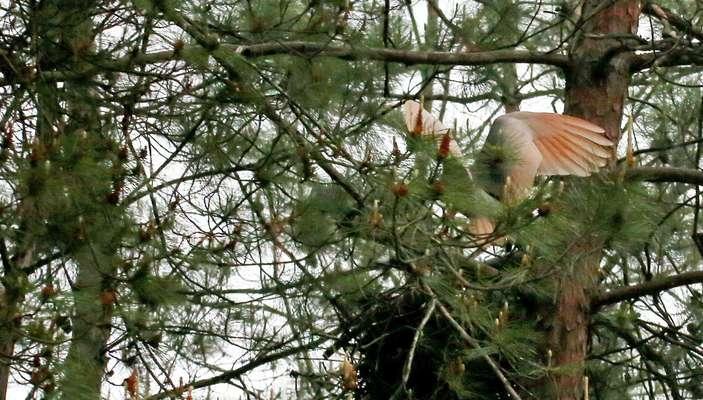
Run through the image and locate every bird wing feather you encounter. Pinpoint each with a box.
[403,100,448,135]
[548,135,596,171]
[497,112,612,177]
[531,138,572,175]
[402,101,461,156]
[538,135,589,176]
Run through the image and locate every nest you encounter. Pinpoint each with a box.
[351,289,512,400]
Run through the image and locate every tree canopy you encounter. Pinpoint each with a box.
[1,0,703,399]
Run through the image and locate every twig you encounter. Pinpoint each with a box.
[421,283,523,400]
[642,1,703,42]
[693,95,703,255]
[401,299,436,387]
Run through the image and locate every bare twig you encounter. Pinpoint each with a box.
[394,298,436,396]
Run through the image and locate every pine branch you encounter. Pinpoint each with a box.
[617,138,703,159]
[592,270,703,308]
[630,44,703,71]
[388,89,561,105]
[155,0,369,210]
[143,338,329,400]
[626,166,703,186]
[598,317,685,400]
[642,1,703,42]
[236,41,570,67]
[422,282,524,400]
[398,299,436,394]
[37,41,570,83]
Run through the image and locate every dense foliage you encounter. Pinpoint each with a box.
[0,0,702,399]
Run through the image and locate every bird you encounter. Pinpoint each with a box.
[402,100,614,242]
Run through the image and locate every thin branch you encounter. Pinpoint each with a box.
[143,338,329,400]
[398,299,436,392]
[642,1,703,42]
[694,95,703,255]
[617,137,703,159]
[388,89,561,105]
[422,283,523,400]
[262,103,366,209]
[598,317,685,400]
[425,0,474,50]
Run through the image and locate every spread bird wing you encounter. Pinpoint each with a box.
[504,112,612,175]
[486,112,612,196]
[402,100,461,157]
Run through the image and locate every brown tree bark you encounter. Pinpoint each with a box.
[565,1,640,140]
[0,275,22,400]
[546,1,641,399]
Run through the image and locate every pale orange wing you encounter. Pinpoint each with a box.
[498,112,612,178]
[402,100,461,157]
[482,115,544,197]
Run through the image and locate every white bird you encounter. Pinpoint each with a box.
[402,100,614,241]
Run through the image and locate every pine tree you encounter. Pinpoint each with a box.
[0,1,702,399]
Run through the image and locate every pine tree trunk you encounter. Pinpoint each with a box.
[565,1,640,140]
[0,281,22,400]
[546,1,641,399]
[61,248,117,399]
[32,2,120,398]
[0,244,33,400]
